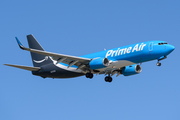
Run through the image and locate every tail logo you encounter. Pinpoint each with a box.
[33,56,48,63]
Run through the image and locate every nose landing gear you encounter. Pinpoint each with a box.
[157,56,166,66]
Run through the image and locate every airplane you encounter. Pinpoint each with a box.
[4,34,175,82]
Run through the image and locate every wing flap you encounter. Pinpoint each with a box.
[4,64,41,71]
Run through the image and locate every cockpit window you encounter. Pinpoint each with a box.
[158,42,168,45]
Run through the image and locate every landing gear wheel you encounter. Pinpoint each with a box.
[89,73,93,79]
[85,73,90,78]
[86,73,93,79]
[108,77,112,82]
[105,76,113,82]
[157,62,161,66]
[105,76,109,82]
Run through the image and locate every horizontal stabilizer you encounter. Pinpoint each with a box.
[4,64,40,71]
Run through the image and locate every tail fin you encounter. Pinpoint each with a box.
[27,34,53,67]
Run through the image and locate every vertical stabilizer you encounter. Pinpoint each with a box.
[27,34,53,67]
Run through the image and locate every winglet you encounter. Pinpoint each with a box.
[15,37,25,50]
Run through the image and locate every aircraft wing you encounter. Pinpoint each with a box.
[16,37,91,68]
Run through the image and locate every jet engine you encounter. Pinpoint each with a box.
[89,58,110,70]
[122,64,142,76]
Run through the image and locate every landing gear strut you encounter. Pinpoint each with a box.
[86,73,93,79]
[105,75,112,82]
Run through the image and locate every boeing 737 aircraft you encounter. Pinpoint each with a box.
[4,35,175,82]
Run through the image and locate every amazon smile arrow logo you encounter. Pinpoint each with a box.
[33,56,48,63]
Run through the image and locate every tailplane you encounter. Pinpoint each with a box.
[4,64,40,71]
[26,34,53,67]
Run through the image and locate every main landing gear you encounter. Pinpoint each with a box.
[105,76,112,83]
[85,73,113,82]
[86,73,93,79]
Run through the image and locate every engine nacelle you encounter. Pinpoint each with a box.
[89,58,109,70]
[122,64,142,76]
